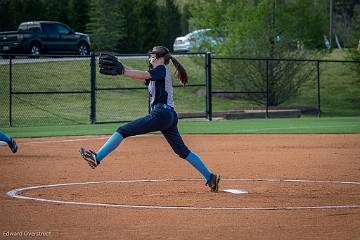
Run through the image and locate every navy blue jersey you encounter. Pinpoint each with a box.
[146,65,174,108]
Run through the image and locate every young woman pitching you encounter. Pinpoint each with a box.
[80,46,220,192]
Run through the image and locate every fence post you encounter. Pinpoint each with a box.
[9,55,13,127]
[90,52,96,124]
[265,59,269,119]
[316,60,321,117]
[205,52,212,121]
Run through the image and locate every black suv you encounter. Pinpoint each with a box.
[0,21,91,56]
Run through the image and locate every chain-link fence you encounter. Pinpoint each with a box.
[93,53,207,124]
[210,55,360,119]
[0,53,359,127]
[211,57,319,118]
[1,55,91,126]
[0,53,207,127]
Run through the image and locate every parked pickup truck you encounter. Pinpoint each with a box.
[0,21,91,57]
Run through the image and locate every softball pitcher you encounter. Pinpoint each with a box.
[80,46,220,192]
[0,131,18,153]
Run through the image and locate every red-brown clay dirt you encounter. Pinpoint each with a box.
[0,134,359,239]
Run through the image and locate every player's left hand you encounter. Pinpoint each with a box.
[99,53,124,75]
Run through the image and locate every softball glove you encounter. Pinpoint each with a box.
[99,53,124,75]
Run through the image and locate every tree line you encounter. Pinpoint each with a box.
[1,0,359,53]
[0,0,188,53]
[188,0,359,106]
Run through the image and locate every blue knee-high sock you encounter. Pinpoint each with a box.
[0,131,11,143]
[96,132,123,161]
[185,151,212,182]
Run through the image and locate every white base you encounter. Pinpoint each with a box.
[223,189,248,194]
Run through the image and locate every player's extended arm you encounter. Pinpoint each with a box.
[98,53,151,81]
[123,69,151,81]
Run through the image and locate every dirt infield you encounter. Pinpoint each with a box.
[1,134,359,239]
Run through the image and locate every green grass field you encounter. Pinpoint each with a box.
[2,117,360,138]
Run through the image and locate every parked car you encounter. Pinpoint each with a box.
[0,21,91,57]
[173,29,218,52]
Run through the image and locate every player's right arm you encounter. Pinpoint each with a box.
[123,69,151,81]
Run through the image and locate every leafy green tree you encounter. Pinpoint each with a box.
[346,4,360,78]
[0,0,14,31]
[68,0,90,32]
[20,0,46,23]
[118,0,182,53]
[116,1,138,52]
[116,0,160,53]
[179,3,191,35]
[4,0,25,30]
[333,0,360,48]
[0,0,82,31]
[158,0,182,51]
[189,0,327,106]
[87,0,126,51]
[0,0,183,53]
[277,0,328,49]
[42,0,70,24]
[134,0,161,52]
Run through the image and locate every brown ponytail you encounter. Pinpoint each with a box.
[170,56,188,86]
[149,46,188,86]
